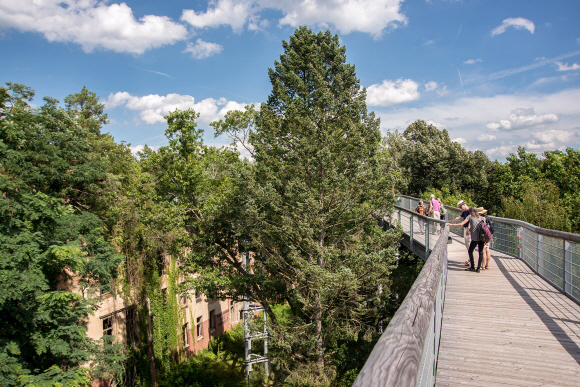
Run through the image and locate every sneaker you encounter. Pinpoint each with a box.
[465,268,475,272]
[476,268,481,273]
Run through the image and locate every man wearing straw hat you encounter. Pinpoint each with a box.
[446,200,471,250]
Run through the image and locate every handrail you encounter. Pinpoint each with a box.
[397,194,580,243]
[353,213,449,387]
[398,194,580,305]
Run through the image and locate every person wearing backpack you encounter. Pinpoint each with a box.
[478,207,493,270]
[449,206,486,272]
[415,200,427,233]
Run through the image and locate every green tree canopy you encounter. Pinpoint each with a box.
[0,83,124,386]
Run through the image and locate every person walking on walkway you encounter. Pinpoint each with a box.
[438,197,446,221]
[449,206,486,272]
[415,200,427,233]
[428,194,441,219]
[478,207,492,270]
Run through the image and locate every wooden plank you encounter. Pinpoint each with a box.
[435,234,580,386]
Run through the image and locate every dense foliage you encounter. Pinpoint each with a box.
[387,120,580,233]
[3,25,579,387]
[0,83,125,386]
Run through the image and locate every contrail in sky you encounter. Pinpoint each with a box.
[130,66,174,79]
[457,68,466,96]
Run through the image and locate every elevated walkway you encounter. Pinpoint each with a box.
[354,199,580,386]
[437,233,580,386]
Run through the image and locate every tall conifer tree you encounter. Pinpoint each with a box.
[242,27,399,383]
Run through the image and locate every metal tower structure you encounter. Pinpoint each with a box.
[242,252,269,378]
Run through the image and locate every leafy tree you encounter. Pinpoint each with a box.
[386,120,492,201]
[501,180,571,231]
[0,83,125,386]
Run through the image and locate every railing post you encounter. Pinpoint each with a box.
[563,240,569,295]
[410,214,414,253]
[536,232,540,273]
[398,208,401,226]
[426,219,430,256]
[538,234,544,278]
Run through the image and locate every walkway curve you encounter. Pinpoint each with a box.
[435,234,580,386]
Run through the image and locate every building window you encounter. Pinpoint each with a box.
[183,323,189,348]
[195,289,202,303]
[230,301,235,322]
[180,293,188,307]
[209,310,216,332]
[196,316,202,339]
[126,308,136,345]
[103,316,113,336]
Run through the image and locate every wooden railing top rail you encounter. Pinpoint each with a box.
[352,226,450,387]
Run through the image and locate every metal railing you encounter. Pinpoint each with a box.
[353,210,449,387]
[397,194,580,305]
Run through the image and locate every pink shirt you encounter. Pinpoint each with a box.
[430,200,440,211]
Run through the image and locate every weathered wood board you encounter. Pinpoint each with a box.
[435,235,580,386]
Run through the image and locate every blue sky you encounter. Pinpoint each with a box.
[2,0,580,161]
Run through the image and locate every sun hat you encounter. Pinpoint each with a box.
[477,207,488,215]
[457,200,466,207]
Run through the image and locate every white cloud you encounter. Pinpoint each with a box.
[105,92,249,125]
[181,0,408,38]
[476,134,497,142]
[180,0,258,33]
[436,85,449,96]
[273,0,408,38]
[486,145,515,157]
[532,129,580,144]
[129,144,160,155]
[484,108,559,131]
[491,17,535,37]
[374,88,580,160]
[486,122,501,132]
[555,61,580,71]
[0,0,188,54]
[452,138,467,144]
[464,58,482,64]
[423,39,435,45]
[424,81,438,91]
[183,39,224,59]
[366,79,420,106]
[426,120,444,128]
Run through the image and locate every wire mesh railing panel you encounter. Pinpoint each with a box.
[567,242,580,303]
[413,216,426,246]
[522,228,537,270]
[490,221,519,257]
[400,211,412,235]
[539,235,564,290]
[445,207,463,237]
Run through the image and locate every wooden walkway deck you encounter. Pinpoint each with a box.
[435,234,580,386]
